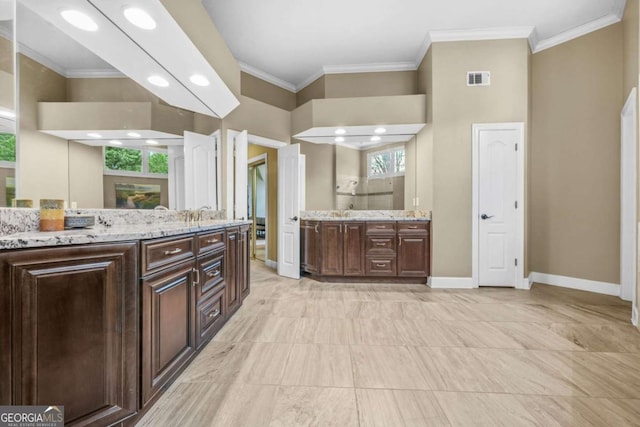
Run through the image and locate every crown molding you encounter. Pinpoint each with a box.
[0,25,12,41]
[532,13,621,53]
[322,62,417,75]
[414,32,433,68]
[17,43,66,77]
[613,0,627,19]
[429,26,535,44]
[238,61,296,93]
[295,68,325,92]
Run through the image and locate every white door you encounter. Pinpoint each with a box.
[621,89,637,304]
[477,127,520,287]
[168,146,185,210]
[235,130,248,220]
[278,144,302,279]
[184,131,218,209]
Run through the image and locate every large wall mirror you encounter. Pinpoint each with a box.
[0,0,15,207]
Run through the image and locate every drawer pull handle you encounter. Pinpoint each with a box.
[375,225,386,229]
[205,238,220,244]
[208,309,220,319]
[192,268,200,287]
[206,269,221,278]
[376,263,386,268]
[375,242,386,246]
[163,248,183,255]
[408,226,418,229]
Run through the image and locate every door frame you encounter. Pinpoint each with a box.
[621,88,637,312]
[248,153,268,262]
[472,122,526,289]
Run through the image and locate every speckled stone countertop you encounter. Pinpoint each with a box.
[0,220,251,250]
[0,207,251,250]
[300,210,431,221]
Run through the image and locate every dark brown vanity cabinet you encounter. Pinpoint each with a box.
[301,220,320,274]
[239,224,251,300]
[302,220,430,282]
[195,230,226,349]
[225,227,240,315]
[0,243,138,426]
[140,235,197,407]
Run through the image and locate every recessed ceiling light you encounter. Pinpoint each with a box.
[127,132,141,138]
[147,75,169,87]
[0,110,16,118]
[109,140,123,145]
[87,132,102,138]
[371,136,381,142]
[60,10,98,32]
[145,139,159,145]
[335,128,346,135]
[190,74,210,87]
[335,137,345,143]
[374,127,387,134]
[123,7,156,30]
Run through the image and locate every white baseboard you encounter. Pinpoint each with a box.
[528,272,620,297]
[633,306,639,327]
[516,277,531,290]
[265,259,277,270]
[428,277,474,289]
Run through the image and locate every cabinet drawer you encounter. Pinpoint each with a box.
[365,256,397,276]
[141,235,196,275]
[366,236,396,254]
[366,222,396,234]
[198,230,225,255]
[197,289,225,348]
[397,221,430,234]
[199,249,225,301]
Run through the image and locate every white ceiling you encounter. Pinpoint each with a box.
[202,0,625,91]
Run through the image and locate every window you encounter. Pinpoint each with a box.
[104,146,168,177]
[367,146,405,178]
[0,133,16,164]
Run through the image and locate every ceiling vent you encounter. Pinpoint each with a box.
[467,71,490,86]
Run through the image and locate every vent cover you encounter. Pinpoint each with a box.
[467,71,491,86]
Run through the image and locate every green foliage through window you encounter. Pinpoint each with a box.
[105,147,142,172]
[148,151,168,174]
[0,133,16,162]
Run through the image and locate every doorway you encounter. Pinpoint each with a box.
[620,88,637,323]
[472,123,525,288]
[248,155,268,262]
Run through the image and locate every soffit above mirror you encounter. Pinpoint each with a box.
[292,95,426,150]
[20,0,239,118]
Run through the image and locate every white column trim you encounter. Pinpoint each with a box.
[427,277,474,289]
[528,272,620,297]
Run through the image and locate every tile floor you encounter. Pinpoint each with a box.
[137,262,640,426]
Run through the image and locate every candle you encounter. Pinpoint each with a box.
[40,199,65,231]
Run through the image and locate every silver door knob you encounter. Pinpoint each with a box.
[290,216,298,222]
[481,214,494,220]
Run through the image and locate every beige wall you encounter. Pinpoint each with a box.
[624,0,639,99]
[241,72,296,111]
[298,140,335,210]
[431,39,529,277]
[69,142,103,209]
[248,144,278,261]
[530,24,623,283]
[103,175,168,209]
[18,54,69,206]
[324,71,418,98]
[0,35,12,75]
[296,76,325,107]
[0,167,14,207]
[225,95,291,143]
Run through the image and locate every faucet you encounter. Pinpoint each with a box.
[154,205,169,211]
[197,206,211,222]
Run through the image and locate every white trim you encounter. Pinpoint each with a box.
[17,43,67,77]
[428,277,474,289]
[612,0,628,19]
[323,62,416,75]
[620,88,637,303]
[248,134,287,149]
[532,14,621,53]
[265,259,278,270]
[249,153,269,262]
[0,160,15,169]
[239,61,297,93]
[429,26,535,43]
[472,123,525,289]
[226,130,238,220]
[66,69,125,78]
[633,306,638,327]
[414,32,433,69]
[296,68,326,93]
[529,272,620,297]
[517,277,531,290]
[103,170,167,179]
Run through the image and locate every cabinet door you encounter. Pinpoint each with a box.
[300,221,319,273]
[343,222,365,276]
[0,243,138,426]
[225,228,240,315]
[397,235,429,277]
[141,261,196,407]
[320,222,343,276]
[239,225,250,300]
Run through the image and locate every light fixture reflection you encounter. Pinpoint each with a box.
[147,75,169,87]
[124,7,157,30]
[61,10,98,32]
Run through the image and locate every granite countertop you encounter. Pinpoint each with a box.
[299,217,431,221]
[0,220,252,250]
